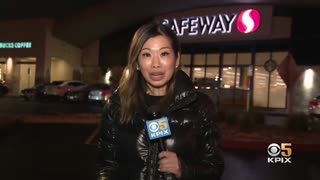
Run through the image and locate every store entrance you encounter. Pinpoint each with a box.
[19,63,36,90]
[0,57,36,95]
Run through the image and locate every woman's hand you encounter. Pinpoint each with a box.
[158,151,182,178]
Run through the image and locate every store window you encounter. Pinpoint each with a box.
[0,64,4,81]
[193,54,206,65]
[189,53,220,90]
[192,54,206,88]
[181,51,287,110]
[253,52,287,108]
[206,53,220,89]
[207,53,219,65]
[181,54,191,76]
[206,67,219,88]
[221,53,236,88]
[220,53,252,89]
[220,53,251,106]
[269,52,287,108]
[236,53,252,89]
[0,59,6,82]
[193,67,205,82]
[253,66,269,107]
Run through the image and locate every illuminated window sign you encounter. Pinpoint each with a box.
[0,42,32,49]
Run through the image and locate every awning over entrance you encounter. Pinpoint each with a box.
[51,0,320,48]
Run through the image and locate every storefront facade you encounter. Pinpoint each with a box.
[153,5,310,113]
[0,19,102,95]
[1,4,318,114]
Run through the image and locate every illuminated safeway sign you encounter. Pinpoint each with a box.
[156,5,272,43]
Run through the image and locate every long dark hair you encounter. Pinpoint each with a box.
[118,22,181,124]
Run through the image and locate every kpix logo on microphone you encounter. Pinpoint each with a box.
[267,143,292,163]
[146,117,171,140]
[237,9,261,34]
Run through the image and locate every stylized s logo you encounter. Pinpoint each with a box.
[237,9,261,33]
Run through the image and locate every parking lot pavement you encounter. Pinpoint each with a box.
[0,123,98,180]
[0,96,102,179]
[0,96,103,126]
[0,96,103,117]
[1,96,320,180]
[1,122,320,180]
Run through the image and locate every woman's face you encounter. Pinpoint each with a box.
[137,35,179,96]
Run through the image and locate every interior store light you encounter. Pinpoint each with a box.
[303,69,314,89]
[105,69,112,84]
[6,57,13,75]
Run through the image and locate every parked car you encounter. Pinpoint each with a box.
[308,95,320,116]
[20,84,47,101]
[307,95,320,131]
[88,83,112,105]
[0,81,9,96]
[194,78,219,90]
[65,88,88,102]
[43,80,88,99]
[65,83,111,103]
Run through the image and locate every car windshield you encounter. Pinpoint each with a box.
[89,83,110,90]
[51,81,64,85]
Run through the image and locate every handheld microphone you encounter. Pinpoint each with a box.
[146,106,175,180]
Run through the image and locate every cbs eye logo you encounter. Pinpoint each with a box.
[267,143,292,163]
[148,122,159,133]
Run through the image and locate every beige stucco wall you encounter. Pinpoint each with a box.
[81,40,104,83]
[45,21,103,83]
[44,21,83,82]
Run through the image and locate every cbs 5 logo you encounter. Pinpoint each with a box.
[158,119,168,131]
[267,143,292,157]
[148,119,168,132]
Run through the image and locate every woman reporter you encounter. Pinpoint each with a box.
[96,21,224,180]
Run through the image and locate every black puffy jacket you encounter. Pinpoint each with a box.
[97,70,224,180]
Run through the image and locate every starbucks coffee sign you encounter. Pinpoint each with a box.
[0,42,32,49]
